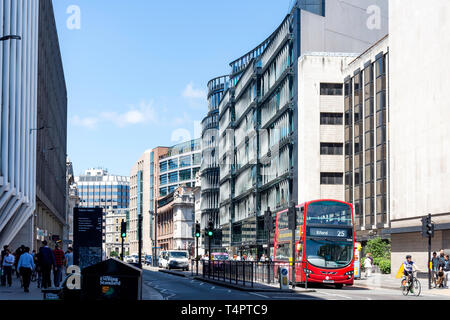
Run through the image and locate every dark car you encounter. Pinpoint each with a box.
[144,255,152,266]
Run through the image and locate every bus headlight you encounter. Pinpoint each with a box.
[303,269,313,276]
[345,271,354,278]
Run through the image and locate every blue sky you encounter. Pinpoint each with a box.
[53,0,292,176]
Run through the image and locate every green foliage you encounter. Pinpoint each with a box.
[377,258,391,274]
[110,251,118,257]
[365,237,390,260]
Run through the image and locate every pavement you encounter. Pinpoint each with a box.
[0,275,44,300]
[353,273,450,297]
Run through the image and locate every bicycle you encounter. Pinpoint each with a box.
[401,271,421,296]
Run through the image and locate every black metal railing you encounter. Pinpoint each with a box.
[196,260,310,288]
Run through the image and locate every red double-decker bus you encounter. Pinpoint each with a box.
[273,199,355,288]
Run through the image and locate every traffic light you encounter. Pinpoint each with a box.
[207,220,214,237]
[422,214,434,238]
[120,220,127,238]
[288,202,297,230]
[195,222,201,238]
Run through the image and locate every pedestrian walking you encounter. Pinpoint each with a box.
[33,250,41,288]
[65,247,74,272]
[17,247,34,293]
[431,252,440,288]
[53,244,65,287]
[364,253,373,278]
[38,240,56,289]
[443,254,450,288]
[1,245,9,286]
[2,249,14,287]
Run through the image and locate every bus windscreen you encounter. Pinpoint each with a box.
[306,201,352,226]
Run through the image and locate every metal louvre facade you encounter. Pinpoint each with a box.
[0,0,39,246]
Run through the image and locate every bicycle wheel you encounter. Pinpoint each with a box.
[412,279,421,296]
[401,283,409,296]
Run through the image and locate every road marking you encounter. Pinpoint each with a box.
[249,292,269,299]
[228,290,232,293]
[211,286,215,290]
[200,282,204,285]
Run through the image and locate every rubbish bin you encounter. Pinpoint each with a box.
[81,258,142,300]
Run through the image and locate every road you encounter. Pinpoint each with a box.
[142,269,449,300]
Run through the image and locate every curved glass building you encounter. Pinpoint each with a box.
[200,76,228,250]
[204,0,388,256]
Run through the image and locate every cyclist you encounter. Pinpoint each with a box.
[403,255,417,292]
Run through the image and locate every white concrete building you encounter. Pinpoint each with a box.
[298,53,359,204]
[388,0,450,271]
[0,0,39,248]
[104,208,129,258]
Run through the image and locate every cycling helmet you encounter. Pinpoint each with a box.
[406,255,412,259]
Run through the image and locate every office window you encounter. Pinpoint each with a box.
[193,153,201,165]
[320,113,343,125]
[320,172,343,185]
[179,155,191,168]
[179,169,191,181]
[159,174,167,186]
[160,161,168,173]
[320,83,343,96]
[320,143,343,155]
[168,172,178,184]
[159,187,168,197]
[169,159,178,170]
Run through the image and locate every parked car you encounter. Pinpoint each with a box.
[144,255,152,265]
[159,250,189,271]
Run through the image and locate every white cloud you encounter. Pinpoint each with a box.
[71,115,99,129]
[100,101,157,127]
[71,101,159,129]
[182,82,206,100]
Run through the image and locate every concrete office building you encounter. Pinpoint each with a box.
[104,208,129,258]
[215,0,388,255]
[387,0,450,271]
[156,186,195,252]
[129,147,168,257]
[75,168,129,209]
[34,0,68,249]
[343,36,390,241]
[298,53,359,204]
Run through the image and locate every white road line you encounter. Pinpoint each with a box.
[211,286,215,289]
[249,292,269,299]
[200,282,204,285]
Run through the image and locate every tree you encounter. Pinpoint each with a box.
[365,237,390,259]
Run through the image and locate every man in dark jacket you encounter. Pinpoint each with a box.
[38,241,56,289]
[0,245,9,286]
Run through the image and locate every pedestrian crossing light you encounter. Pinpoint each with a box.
[121,220,127,238]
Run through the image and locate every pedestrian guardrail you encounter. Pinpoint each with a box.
[195,260,310,288]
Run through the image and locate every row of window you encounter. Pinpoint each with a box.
[320,172,343,185]
[159,154,201,173]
